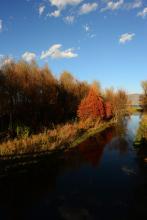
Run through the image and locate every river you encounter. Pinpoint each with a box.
[0,114,146,220]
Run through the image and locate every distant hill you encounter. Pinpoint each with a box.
[128,94,141,105]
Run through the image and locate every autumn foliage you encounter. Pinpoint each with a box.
[0,58,129,140]
[77,88,105,120]
[77,86,128,121]
[0,60,89,134]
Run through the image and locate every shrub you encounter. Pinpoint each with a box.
[16,125,30,139]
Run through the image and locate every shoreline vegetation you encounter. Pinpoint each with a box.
[0,60,146,160]
[127,106,143,114]
[0,118,115,159]
[134,81,147,146]
[134,114,147,147]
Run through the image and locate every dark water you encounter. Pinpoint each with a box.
[0,114,147,220]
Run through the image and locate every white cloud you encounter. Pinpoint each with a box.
[79,3,98,14]
[49,0,83,9]
[125,0,142,10]
[119,33,135,44]
[137,7,147,18]
[49,10,61,17]
[64,16,75,24]
[40,44,78,59]
[22,52,36,62]
[102,0,124,11]
[83,24,90,32]
[39,5,45,16]
[0,19,3,32]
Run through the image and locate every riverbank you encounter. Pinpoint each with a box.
[0,119,115,159]
[134,114,147,146]
[127,106,143,115]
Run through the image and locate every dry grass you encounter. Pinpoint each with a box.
[0,118,106,157]
[78,118,96,130]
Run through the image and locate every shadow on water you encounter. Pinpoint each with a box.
[0,114,146,220]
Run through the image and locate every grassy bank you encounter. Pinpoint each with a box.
[0,119,114,159]
[127,106,143,115]
[134,114,147,147]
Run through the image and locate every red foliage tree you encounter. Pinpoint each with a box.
[77,88,105,120]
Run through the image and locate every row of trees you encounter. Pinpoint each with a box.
[78,86,128,121]
[0,59,129,134]
[0,60,89,132]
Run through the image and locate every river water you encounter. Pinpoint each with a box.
[0,114,146,220]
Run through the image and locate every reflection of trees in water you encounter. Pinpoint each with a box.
[106,118,129,155]
[108,137,129,155]
[0,118,133,220]
[0,127,116,220]
[66,127,115,167]
[115,116,128,137]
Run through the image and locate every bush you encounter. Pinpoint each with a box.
[16,125,30,139]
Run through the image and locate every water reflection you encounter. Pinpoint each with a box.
[65,127,115,167]
[0,114,146,220]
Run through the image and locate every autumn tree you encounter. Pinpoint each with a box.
[104,88,128,119]
[77,87,105,120]
[0,60,59,130]
[0,60,89,133]
[59,71,89,120]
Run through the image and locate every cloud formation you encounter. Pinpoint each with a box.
[49,10,61,17]
[119,33,135,44]
[79,3,98,14]
[39,5,45,16]
[102,0,124,11]
[22,52,36,62]
[125,0,142,10]
[49,0,83,18]
[40,44,78,59]
[49,0,83,9]
[64,16,75,24]
[137,7,147,18]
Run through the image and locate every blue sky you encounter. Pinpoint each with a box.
[0,0,147,93]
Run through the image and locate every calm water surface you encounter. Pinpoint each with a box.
[0,114,147,220]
